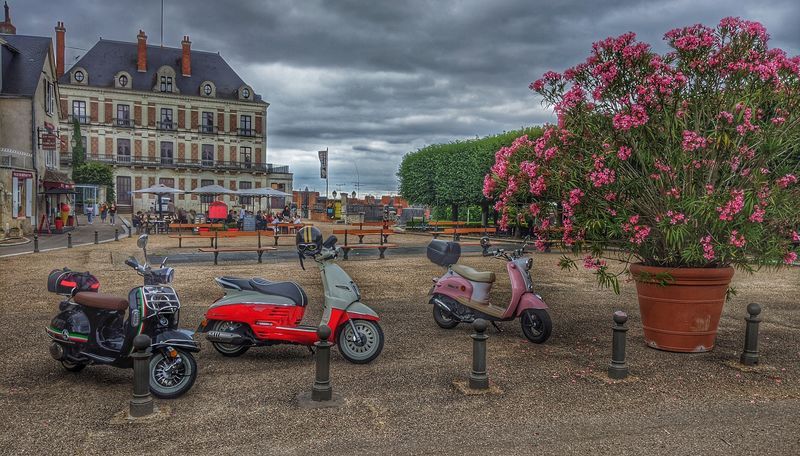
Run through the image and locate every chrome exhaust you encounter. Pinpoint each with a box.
[432,297,452,314]
[206,331,249,345]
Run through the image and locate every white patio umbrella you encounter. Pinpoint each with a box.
[188,184,236,215]
[237,187,290,213]
[132,183,183,216]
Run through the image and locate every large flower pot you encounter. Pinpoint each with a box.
[630,263,734,353]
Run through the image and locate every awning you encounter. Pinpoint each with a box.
[40,188,77,195]
[42,169,75,190]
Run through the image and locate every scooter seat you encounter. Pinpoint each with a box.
[249,278,308,307]
[451,264,496,283]
[74,292,128,311]
[217,276,259,291]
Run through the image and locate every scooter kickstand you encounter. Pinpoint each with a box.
[491,321,503,332]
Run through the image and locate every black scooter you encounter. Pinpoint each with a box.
[46,235,199,398]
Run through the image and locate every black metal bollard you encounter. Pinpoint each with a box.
[67,232,72,248]
[740,303,762,366]
[608,311,629,379]
[469,319,489,389]
[312,325,333,402]
[33,234,39,253]
[114,229,119,241]
[94,230,99,244]
[129,334,154,417]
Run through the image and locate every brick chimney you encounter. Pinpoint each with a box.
[0,1,16,34]
[181,35,191,77]
[55,21,66,78]
[137,30,147,72]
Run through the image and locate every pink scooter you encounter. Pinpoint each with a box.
[426,237,552,343]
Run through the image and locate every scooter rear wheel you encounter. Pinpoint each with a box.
[210,320,250,357]
[520,308,552,344]
[61,360,86,372]
[432,302,459,329]
[337,320,384,364]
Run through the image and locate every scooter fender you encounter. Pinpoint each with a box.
[515,292,549,317]
[151,329,200,353]
[342,301,380,321]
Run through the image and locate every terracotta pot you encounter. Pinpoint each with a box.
[630,263,734,353]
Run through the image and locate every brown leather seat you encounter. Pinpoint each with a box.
[74,292,128,311]
[451,264,496,283]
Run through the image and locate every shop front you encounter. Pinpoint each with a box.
[40,169,76,234]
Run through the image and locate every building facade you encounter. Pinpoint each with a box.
[1,3,67,238]
[56,25,291,214]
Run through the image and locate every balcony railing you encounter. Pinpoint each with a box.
[69,114,90,124]
[238,128,255,137]
[60,153,288,174]
[158,121,176,131]
[114,118,134,128]
[200,124,218,134]
[0,148,34,170]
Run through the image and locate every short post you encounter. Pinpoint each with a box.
[67,232,72,248]
[114,229,119,241]
[33,234,39,253]
[94,230,99,244]
[469,319,489,390]
[129,334,154,418]
[312,325,333,402]
[257,231,262,249]
[740,303,762,366]
[608,311,629,380]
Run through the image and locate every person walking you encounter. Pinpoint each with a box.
[109,203,117,225]
[99,203,108,224]
[86,203,95,224]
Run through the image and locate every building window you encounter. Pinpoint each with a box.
[116,104,131,127]
[117,139,131,163]
[202,144,214,166]
[239,181,252,205]
[201,111,215,133]
[71,100,88,124]
[45,149,57,169]
[159,108,174,130]
[44,81,55,116]
[117,176,132,205]
[119,74,128,87]
[239,115,253,136]
[160,75,173,92]
[160,141,174,165]
[74,70,85,83]
[203,83,213,96]
[240,146,252,169]
[242,87,250,99]
[200,179,214,204]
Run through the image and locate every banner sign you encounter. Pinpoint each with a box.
[318,149,328,179]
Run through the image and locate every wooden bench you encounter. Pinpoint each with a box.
[198,246,277,265]
[333,228,391,245]
[170,222,224,232]
[171,230,292,248]
[339,243,397,260]
[433,227,497,241]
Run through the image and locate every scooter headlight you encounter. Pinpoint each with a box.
[525,258,533,270]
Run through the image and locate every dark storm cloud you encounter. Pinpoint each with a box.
[9,0,799,194]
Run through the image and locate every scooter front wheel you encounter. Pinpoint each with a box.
[149,349,197,399]
[337,320,384,364]
[520,308,552,344]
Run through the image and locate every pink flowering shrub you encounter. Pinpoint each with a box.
[485,18,800,291]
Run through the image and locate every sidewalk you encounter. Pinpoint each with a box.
[0,215,130,257]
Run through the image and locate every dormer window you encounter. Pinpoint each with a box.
[160,76,173,92]
[200,80,216,98]
[242,88,250,98]
[114,71,132,89]
[71,67,89,85]
[119,75,128,87]
[237,84,253,101]
[74,71,85,82]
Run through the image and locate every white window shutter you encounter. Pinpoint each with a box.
[25,178,33,217]
[12,177,19,216]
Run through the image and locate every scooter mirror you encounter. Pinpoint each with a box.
[136,234,149,250]
[480,236,491,248]
[323,235,337,249]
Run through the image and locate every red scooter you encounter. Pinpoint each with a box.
[427,237,552,343]
[197,231,384,364]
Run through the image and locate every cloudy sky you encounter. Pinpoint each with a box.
[9,0,800,195]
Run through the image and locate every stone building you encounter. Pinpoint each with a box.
[1,3,67,238]
[56,24,292,214]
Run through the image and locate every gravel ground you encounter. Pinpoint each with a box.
[0,225,798,455]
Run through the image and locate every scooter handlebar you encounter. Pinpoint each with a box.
[125,257,139,269]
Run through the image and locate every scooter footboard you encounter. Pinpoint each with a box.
[515,293,549,317]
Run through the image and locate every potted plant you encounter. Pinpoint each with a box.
[484,18,800,352]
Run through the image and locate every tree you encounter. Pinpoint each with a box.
[70,119,85,179]
[73,162,115,202]
[398,127,542,222]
